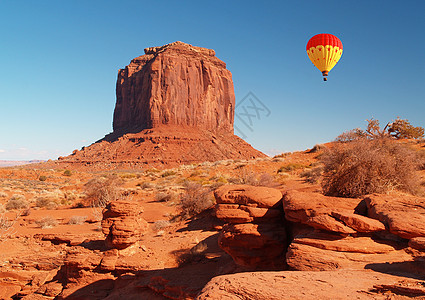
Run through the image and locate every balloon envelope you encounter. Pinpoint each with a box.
[306,33,343,80]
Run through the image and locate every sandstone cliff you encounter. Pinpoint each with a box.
[113,41,235,134]
[53,41,265,170]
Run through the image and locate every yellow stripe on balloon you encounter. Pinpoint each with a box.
[307,45,342,72]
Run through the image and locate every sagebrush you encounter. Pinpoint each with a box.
[321,138,420,197]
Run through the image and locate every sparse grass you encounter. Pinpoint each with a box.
[36,216,58,229]
[68,216,87,225]
[321,138,421,197]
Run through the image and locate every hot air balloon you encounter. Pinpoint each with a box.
[306,33,343,81]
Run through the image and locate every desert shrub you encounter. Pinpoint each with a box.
[39,175,47,182]
[68,216,87,225]
[154,220,171,232]
[277,163,308,173]
[174,242,208,266]
[179,182,215,219]
[63,170,72,176]
[300,166,323,184]
[321,138,420,197]
[229,169,277,187]
[137,181,154,189]
[161,170,176,177]
[35,197,57,209]
[0,204,5,214]
[155,191,178,203]
[84,174,124,207]
[36,216,58,229]
[0,192,7,198]
[6,195,29,210]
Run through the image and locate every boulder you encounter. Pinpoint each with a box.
[283,190,385,235]
[218,223,287,268]
[365,194,425,239]
[214,185,286,268]
[214,184,283,208]
[101,200,148,249]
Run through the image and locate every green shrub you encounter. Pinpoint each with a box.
[63,170,72,176]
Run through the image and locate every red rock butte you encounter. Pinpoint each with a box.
[54,41,266,170]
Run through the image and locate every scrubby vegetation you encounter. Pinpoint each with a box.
[179,182,215,219]
[84,174,124,207]
[321,137,421,197]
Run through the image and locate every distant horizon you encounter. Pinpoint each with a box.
[2,1,424,160]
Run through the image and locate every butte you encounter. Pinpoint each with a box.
[56,41,266,170]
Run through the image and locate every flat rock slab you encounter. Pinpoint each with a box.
[286,242,413,271]
[197,270,425,300]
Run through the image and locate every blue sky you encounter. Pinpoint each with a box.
[1,1,424,160]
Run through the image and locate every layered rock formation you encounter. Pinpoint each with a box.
[54,41,265,170]
[214,185,287,269]
[113,41,235,134]
[101,200,148,249]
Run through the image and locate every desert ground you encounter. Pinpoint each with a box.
[1,141,425,299]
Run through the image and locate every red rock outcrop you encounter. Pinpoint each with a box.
[101,200,148,249]
[365,193,425,239]
[197,270,425,299]
[51,41,266,170]
[214,185,286,269]
[281,190,419,272]
[113,41,234,134]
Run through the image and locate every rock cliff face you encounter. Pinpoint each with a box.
[53,41,265,170]
[113,41,235,134]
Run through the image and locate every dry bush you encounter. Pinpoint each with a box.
[300,166,323,184]
[321,138,420,197]
[36,216,58,229]
[35,197,57,210]
[0,210,20,242]
[174,242,208,266]
[68,216,87,225]
[84,175,124,207]
[154,220,171,234]
[155,191,178,203]
[6,195,29,210]
[229,169,278,187]
[179,182,215,219]
[0,192,8,198]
